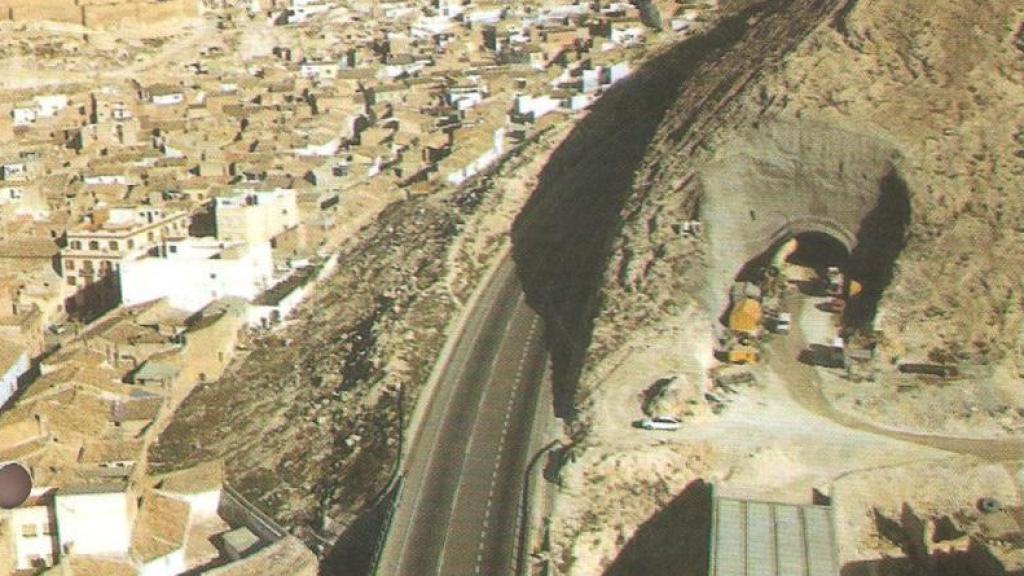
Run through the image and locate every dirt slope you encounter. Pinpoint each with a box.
[520,0,1024,573]
[597,0,1024,376]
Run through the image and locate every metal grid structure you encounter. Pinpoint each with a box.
[709,491,839,576]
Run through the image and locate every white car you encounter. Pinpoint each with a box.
[636,416,681,431]
[772,312,792,334]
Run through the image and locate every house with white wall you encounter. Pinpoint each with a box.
[9,501,58,571]
[120,239,274,313]
[514,94,561,121]
[33,95,69,119]
[214,188,300,246]
[444,126,506,186]
[131,491,191,576]
[54,485,135,557]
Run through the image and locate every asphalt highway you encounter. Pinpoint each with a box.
[378,257,548,575]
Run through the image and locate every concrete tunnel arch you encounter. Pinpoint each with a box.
[700,121,910,330]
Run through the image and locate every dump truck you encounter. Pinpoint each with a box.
[726,345,759,364]
[728,297,762,336]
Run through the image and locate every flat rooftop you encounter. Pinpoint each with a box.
[710,495,838,576]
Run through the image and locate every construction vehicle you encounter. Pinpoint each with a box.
[727,297,762,336]
[729,281,762,306]
[726,345,759,364]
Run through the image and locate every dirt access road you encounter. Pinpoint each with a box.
[773,293,1024,462]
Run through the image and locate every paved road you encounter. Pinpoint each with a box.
[775,297,1024,462]
[378,257,548,576]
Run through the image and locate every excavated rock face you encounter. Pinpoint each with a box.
[700,120,909,327]
[512,0,844,419]
[578,0,1024,389]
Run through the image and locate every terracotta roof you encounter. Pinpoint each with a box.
[110,396,164,424]
[78,439,143,465]
[131,491,191,563]
[0,237,59,259]
[203,536,316,576]
[159,460,224,495]
[0,338,26,371]
[64,556,138,576]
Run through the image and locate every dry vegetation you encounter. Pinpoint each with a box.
[531,0,1024,573]
[150,124,572,549]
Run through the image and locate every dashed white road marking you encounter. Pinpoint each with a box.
[472,314,541,575]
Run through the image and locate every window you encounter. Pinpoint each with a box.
[127,239,135,249]
[82,260,94,273]
[169,245,178,254]
[64,260,75,271]
[70,240,81,250]
[67,276,76,286]
[108,240,118,250]
[21,523,37,538]
[147,232,154,242]
[88,240,99,250]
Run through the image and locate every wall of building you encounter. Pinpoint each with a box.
[10,505,57,571]
[54,490,134,557]
[0,346,29,409]
[0,0,198,27]
[120,242,273,313]
[175,300,246,387]
[138,548,187,576]
[214,190,300,246]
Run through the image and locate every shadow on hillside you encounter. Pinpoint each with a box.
[841,550,1023,576]
[602,479,711,576]
[510,0,836,420]
[319,480,401,576]
[843,169,911,330]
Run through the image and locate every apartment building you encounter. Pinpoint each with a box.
[60,206,190,317]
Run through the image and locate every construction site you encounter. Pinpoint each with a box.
[519,0,1024,574]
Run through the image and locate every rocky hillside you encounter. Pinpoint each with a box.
[149,123,569,551]
[588,0,1024,393]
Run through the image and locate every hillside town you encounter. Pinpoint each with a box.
[0,0,714,574]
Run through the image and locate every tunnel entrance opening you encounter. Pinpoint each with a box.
[731,229,850,300]
[729,172,909,340]
[786,232,849,272]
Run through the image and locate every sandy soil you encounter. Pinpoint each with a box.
[541,0,1024,572]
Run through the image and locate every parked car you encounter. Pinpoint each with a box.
[635,416,681,431]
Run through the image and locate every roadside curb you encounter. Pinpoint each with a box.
[402,242,512,463]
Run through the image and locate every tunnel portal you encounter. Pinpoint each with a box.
[701,121,910,333]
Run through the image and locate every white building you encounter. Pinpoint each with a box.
[82,174,128,186]
[214,188,300,246]
[299,60,340,81]
[33,95,69,119]
[151,88,185,106]
[11,107,37,127]
[445,126,507,186]
[515,94,561,121]
[120,239,274,313]
[9,503,58,571]
[54,486,135,557]
[0,341,30,410]
[294,136,342,158]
